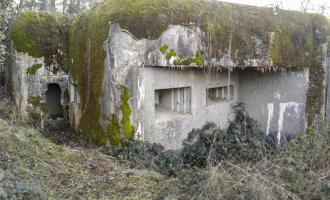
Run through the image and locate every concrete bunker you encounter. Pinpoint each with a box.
[8,0,330,148]
[155,87,191,121]
[45,83,63,119]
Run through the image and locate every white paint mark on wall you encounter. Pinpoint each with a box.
[135,122,144,140]
[266,103,274,135]
[137,77,144,110]
[277,102,300,144]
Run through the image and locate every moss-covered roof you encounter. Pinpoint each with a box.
[11,12,68,71]
[73,0,330,68]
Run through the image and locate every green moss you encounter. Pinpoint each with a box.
[172,54,204,67]
[166,49,176,61]
[106,88,135,145]
[69,7,111,144]
[16,1,330,71]
[194,53,204,67]
[90,128,107,145]
[305,56,325,127]
[26,64,42,75]
[159,45,169,54]
[305,33,314,55]
[269,29,294,67]
[28,96,42,108]
[11,12,68,70]
[120,87,135,140]
[160,43,204,66]
[173,59,182,66]
[107,114,122,145]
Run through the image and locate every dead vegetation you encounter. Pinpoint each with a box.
[184,112,330,200]
[0,118,178,199]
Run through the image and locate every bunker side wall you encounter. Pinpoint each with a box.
[238,69,308,142]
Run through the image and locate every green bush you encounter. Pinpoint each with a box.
[181,102,277,167]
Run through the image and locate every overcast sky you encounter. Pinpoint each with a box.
[220,0,330,17]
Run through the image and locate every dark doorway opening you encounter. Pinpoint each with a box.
[45,83,63,119]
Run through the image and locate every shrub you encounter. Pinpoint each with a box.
[181,102,277,168]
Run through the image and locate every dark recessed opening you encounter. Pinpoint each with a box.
[155,87,191,121]
[45,83,63,119]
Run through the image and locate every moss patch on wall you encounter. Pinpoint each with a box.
[305,60,325,127]
[105,88,135,145]
[120,87,135,140]
[90,127,107,145]
[269,12,329,69]
[68,4,112,145]
[11,12,68,71]
[160,45,205,67]
[159,45,169,54]
[26,64,42,75]
[107,114,122,145]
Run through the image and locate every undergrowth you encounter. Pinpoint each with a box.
[0,119,174,199]
[103,102,330,199]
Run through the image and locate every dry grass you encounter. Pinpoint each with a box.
[196,121,330,200]
[0,119,175,199]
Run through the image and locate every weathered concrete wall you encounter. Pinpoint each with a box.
[101,23,206,115]
[239,69,309,142]
[10,51,43,118]
[68,78,81,131]
[98,23,240,148]
[139,67,239,149]
[10,44,69,123]
[78,22,324,148]
[98,23,208,142]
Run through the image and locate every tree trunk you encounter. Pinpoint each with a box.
[40,0,49,11]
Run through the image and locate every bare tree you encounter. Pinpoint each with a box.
[300,0,311,12]
[275,0,284,9]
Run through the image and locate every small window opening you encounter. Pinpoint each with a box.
[207,85,234,105]
[45,83,63,119]
[155,87,191,121]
